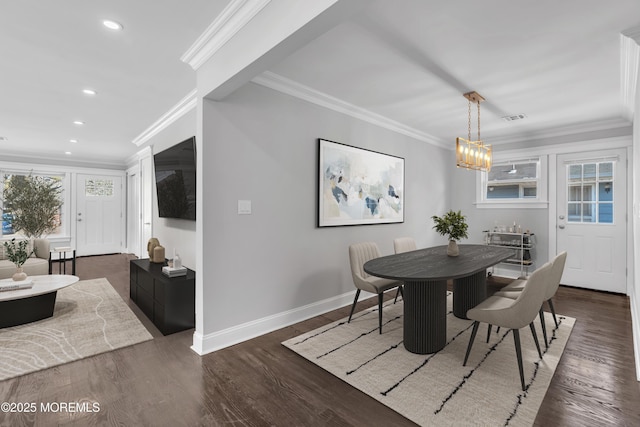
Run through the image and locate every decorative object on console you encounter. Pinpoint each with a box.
[162,265,187,277]
[431,210,469,257]
[173,250,182,269]
[152,245,165,264]
[3,238,33,281]
[318,138,405,227]
[147,237,160,258]
[456,91,492,172]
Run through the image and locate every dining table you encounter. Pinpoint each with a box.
[363,244,515,354]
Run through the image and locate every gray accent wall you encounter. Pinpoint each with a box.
[200,82,452,334]
[451,166,549,273]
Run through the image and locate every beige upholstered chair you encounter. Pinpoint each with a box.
[348,242,403,334]
[494,251,567,348]
[463,262,553,391]
[393,237,417,254]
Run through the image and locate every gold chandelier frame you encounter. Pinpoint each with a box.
[456,91,492,172]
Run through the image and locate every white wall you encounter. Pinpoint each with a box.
[632,58,640,380]
[145,109,198,269]
[196,82,451,352]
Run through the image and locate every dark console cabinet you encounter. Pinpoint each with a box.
[129,259,195,335]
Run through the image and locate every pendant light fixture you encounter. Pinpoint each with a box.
[456,91,492,172]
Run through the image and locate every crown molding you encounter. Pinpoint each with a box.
[181,0,271,70]
[125,146,152,168]
[0,152,126,170]
[251,71,447,148]
[132,89,197,147]
[488,117,632,146]
[620,28,640,122]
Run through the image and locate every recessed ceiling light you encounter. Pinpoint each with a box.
[73,120,84,125]
[82,89,97,95]
[70,139,78,143]
[65,151,72,155]
[103,19,123,31]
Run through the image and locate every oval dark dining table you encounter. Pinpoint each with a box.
[363,244,515,354]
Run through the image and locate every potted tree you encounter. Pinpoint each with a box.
[3,238,33,281]
[431,210,469,256]
[2,173,63,239]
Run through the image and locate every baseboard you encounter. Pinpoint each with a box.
[629,288,640,381]
[191,291,356,356]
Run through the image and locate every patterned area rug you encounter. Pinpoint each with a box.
[0,278,153,381]
[282,292,575,426]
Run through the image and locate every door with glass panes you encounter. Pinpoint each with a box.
[556,149,627,293]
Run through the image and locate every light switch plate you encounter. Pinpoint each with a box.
[238,200,252,215]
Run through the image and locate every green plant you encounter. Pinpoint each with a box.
[431,210,469,241]
[3,173,63,238]
[3,238,33,267]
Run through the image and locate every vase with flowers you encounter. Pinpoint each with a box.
[3,238,34,281]
[431,210,469,256]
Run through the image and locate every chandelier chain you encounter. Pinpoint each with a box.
[468,99,471,141]
[477,100,481,142]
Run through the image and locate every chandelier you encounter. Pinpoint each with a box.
[456,91,492,172]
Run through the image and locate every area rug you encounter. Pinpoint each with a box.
[0,278,153,381]
[282,292,575,427]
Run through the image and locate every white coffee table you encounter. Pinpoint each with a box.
[0,275,79,328]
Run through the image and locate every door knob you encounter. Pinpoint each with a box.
[558,224,565,229]
[559,215,565,220]
[77,219,82,222]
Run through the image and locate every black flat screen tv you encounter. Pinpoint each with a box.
[154,136,196,220]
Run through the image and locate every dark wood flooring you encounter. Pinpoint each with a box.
[1,254,639,426]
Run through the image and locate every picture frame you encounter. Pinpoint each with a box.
[318,139,405,227]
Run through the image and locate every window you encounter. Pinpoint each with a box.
[566,162,614,224]
[1,170,68,238]
[478,157,547,208]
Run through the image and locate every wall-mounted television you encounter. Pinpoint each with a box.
[153,136,196,220]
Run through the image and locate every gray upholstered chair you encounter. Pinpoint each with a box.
[348,242,403,334]
[494,251,567,348]
[463,262,553,391]
[393,237,417,254]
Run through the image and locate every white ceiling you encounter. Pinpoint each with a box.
[0,0,227,167]
[1,0,639,167]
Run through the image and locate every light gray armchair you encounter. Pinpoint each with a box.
[463,261,553,391]
[348,242,403,334]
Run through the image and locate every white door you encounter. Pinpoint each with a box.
[76,174,123,256]
[556,149,627,293]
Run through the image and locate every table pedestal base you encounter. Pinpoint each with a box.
[403,280,447,354]
[0,291,57,328]
[453,270,487,319]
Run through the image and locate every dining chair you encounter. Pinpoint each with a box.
[463,262,552,391]
[391,237,416,303]
[348,242,404,334]
[493,251,567,348]
[393,237,417,254]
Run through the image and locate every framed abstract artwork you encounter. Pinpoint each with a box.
[318,139,405,227]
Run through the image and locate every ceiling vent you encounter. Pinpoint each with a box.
[502,114,527,122]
